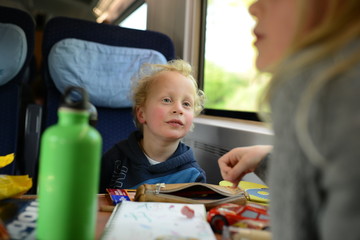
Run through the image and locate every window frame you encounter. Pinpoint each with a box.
[114,0,145,24]
[199,0,262,122]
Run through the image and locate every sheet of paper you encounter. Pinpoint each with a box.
[101,201,216,240]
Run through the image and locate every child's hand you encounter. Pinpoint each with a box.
[218,145,272,187]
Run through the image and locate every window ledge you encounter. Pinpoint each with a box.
[194,115,273,135]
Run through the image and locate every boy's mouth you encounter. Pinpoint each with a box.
[167,119,184,126]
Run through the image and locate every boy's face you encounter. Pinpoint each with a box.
[136,71,196,141]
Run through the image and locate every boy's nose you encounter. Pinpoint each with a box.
[172,102,183,114]
[173,109,183,114]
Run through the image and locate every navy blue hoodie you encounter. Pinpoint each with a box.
[99,131,206,192]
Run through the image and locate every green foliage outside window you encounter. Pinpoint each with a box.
[204,0,269,113]
[204,60,268,112]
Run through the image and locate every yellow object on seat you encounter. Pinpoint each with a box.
[0,175,32,200]
[0,153,15,168]
[0,153,32,199]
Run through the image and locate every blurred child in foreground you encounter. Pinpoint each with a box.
[218,0,360,239]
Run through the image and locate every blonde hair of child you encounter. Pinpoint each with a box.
[132,59,205,131]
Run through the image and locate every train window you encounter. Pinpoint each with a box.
[203,0,270,119]
[119,2,147,30]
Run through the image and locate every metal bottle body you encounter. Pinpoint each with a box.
[37,108,102,240]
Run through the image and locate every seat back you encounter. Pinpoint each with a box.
[0,6,35,174]
[42,16,175,153]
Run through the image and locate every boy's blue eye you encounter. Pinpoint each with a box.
[162,98,172,103]
[183,102,192,108]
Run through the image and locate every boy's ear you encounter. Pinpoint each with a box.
[136,106,146,124]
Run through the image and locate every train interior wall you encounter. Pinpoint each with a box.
[183,115,273,185]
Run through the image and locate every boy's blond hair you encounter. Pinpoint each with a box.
[132,59,205,131]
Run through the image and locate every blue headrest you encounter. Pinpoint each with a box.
[0,23,27,86]
[49,38,167,108]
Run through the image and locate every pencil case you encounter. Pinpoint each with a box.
[134,182,248,210]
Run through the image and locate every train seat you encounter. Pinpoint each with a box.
[42,16,175,154]
[0,6,35,175]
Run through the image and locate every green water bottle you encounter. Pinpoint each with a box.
[37,86,102,240]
